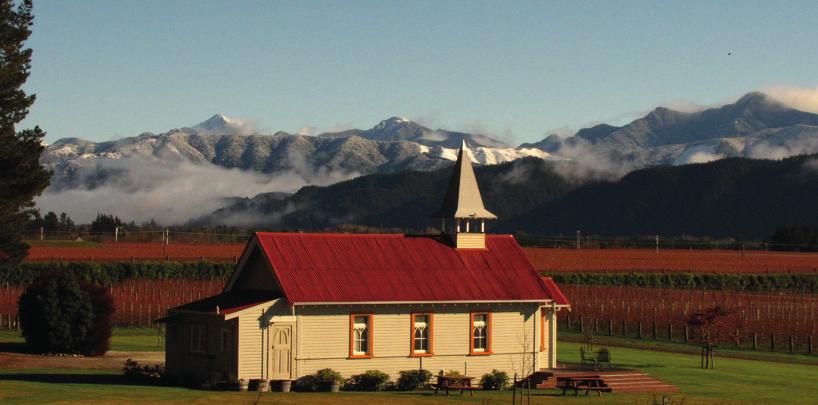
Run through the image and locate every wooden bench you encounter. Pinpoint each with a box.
[561,377,606,397]
[434,376,477,396]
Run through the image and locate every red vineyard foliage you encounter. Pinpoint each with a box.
[560,285,818,351]
[524,247,818,273]
[27,243,818,272]
[25,243,245,263]
[0,279,224,327]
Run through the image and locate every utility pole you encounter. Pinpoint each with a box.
[576,230,581,250]
[656,235,659,253]
[115,226,119,244]
[40,227,43,241]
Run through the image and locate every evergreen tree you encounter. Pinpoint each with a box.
[90,213,123,233]
[58,212,75,232]
[0,0,50,267]
[42,211,59,232]
[24,209,42,231]
[18,271,94,353]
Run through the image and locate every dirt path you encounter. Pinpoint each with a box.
[0,350,163,370]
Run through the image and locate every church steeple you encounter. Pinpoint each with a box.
[432,140,496,249]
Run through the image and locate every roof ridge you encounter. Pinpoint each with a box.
[255,232,405,238]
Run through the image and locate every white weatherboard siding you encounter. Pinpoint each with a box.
[235,299,292,381]
[294,304,541,379]
[166,299,561,382]
[237,308,264,380]
[455,233,487,249]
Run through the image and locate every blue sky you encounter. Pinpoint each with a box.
[19,0,818,144]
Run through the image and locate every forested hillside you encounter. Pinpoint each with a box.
[503,154,818,238]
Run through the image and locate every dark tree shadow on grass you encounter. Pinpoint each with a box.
[0,342,34,354]
[0,373,164,388]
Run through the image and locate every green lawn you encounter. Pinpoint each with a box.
[0,372,709,405]
[1,328,817,404]
[560,331,818,366]
[557,340,818,404]
[0,327,163,352]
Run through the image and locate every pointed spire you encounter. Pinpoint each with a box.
[432,140,497,219]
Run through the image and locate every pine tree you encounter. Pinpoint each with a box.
[58,212,75,232]
[42,211,58,232]
[0,0,50,267]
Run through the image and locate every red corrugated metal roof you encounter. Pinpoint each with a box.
[540,277,570,306]
[253,232,568,305]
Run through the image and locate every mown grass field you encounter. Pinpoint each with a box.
[1,328,817,404]
[0,327,164,352]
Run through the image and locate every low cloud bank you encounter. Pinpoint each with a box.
[36,155,358,225]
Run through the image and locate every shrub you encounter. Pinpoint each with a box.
[444,369,462,377]
[295,368,343,392]
[18,271,115,356]
[293,374,318,392]
[479,369,509,390]
[3,261,234,286]
[345,369,390,391]
[82,282,115,356]
[396,369,432,391]
[19,271,94,354]
[123,359,166,383]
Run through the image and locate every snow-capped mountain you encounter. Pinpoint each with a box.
[319,116,509,148]
[189,114,256,135]
[38,92,818,225]
[41,116,546,188]
[523,92,818,170]
[37,116,548,224]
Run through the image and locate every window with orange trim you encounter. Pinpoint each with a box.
[540,310,546,352]
[469,311,492,355]
[410,313,433,356]
[349,313,373,358]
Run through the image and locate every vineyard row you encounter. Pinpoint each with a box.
[560,285,818,354]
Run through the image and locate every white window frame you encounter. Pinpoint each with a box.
[412,314,430,354]
[472,314,488,353]
[350,314,372,357]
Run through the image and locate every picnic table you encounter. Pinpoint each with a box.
[559,374,606,397]
[434,375,477,396]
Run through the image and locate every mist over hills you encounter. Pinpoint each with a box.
[194,158,607,229]
[36,91,818,227]
[38,116,548,223]
[200,154,818,239]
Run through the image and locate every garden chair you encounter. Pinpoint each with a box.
[580,346,597,368]
[596,348,611,370]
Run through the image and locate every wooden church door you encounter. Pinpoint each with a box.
[269,325,292,380]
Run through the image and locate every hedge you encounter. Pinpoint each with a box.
[1,262,234,285]
[545,272,818,292]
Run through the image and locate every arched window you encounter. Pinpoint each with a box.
[349,314,373,358]
[470,312,492,355]
[411,313,433,356]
